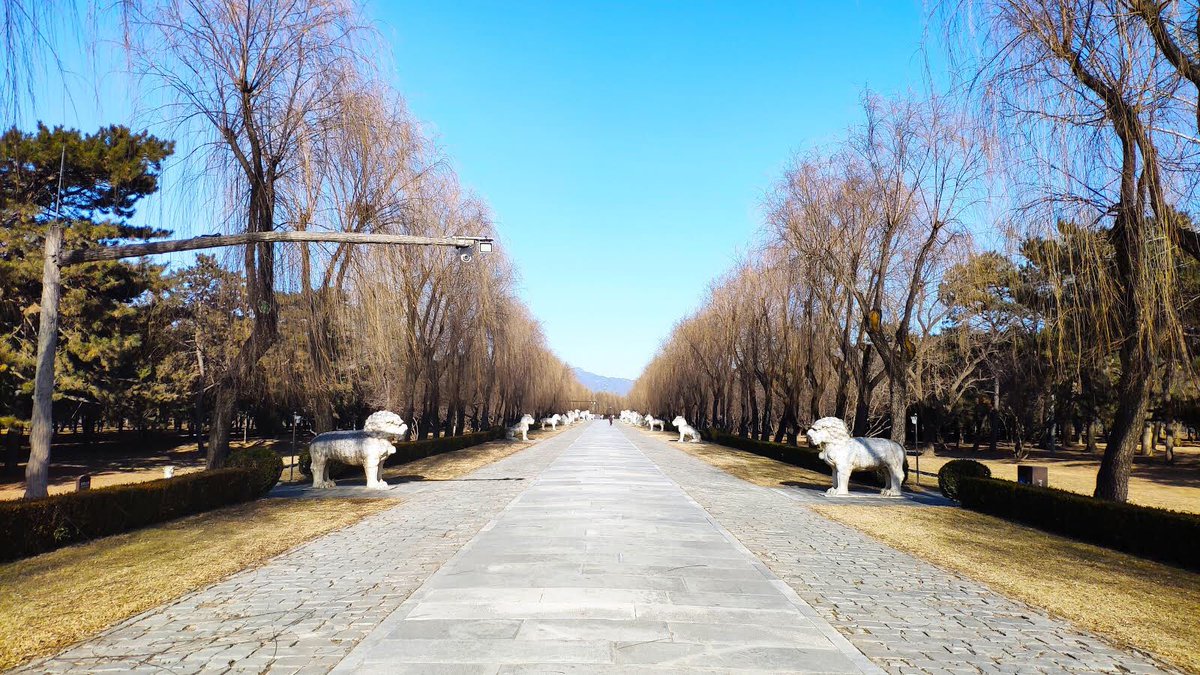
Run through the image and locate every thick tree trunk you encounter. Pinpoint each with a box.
[1095,339,1154,501]
[1140,422,1154,456]
[25,224,64,499]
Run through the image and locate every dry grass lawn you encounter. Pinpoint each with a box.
[0,497,391,671]
[813,505,1200,674]
[1,425,565,670]
[642,427,1199,672]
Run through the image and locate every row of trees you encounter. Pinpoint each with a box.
[2,0,589,480]
[632,0,1200,502]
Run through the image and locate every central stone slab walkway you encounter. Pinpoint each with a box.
[331,422,879,673]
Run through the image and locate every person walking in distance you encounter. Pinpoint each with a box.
[607,414,613,426]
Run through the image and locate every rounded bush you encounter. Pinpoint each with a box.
[938,459,991,501]
[228,447,284,496]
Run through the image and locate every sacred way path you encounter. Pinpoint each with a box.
[20,422,1172,674]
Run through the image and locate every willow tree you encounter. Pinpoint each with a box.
[952,0,1200,500]
[131,0,366,466]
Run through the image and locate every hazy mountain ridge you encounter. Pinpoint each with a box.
[572,367,634,396]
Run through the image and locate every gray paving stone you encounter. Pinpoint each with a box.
[16,421,1177,675]
[14,426,582,675]
[618,424,1178,675]
[330,422,878,674]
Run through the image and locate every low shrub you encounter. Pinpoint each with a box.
[227,447,284,496]
[707,430,907,489]
[298,427,507,479]
[937,459,991,500]
[958,477,1200,571]
[0,468,260,562]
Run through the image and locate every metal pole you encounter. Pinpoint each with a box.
[290,413,298,482]
[915,416,920,486]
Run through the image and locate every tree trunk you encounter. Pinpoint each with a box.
[1164,421,1177,464]
[1095,337,1154,501]
[889,374,907,445]
[852,349,873,436]
[25,224,64,499]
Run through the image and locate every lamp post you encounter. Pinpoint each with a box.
[24,230,494,499]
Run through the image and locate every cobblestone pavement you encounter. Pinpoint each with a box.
[15,426,585,675]
[618,425,1175,675]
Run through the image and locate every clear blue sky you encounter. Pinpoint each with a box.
[23,1,941,381]
[374,1,939,379]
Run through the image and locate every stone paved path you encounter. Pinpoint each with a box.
[16,421,1176,674]
[617,425,1174,675]
[15,426,584,675]
[331,422,877,674]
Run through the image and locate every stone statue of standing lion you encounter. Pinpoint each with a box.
[308,411,409,489]
[804,417,905,497]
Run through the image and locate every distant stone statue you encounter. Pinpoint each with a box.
[308,410,408,489]
[804,417,905,497]
[645,415,665,431]
[672,416,701,442]
[507,414,536,442]
[540,414,561,430]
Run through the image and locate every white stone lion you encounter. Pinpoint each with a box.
[804,416,905,497]
[645,415,665,431]
[672,416,701,442]
[540,414,561,430]
[308,410,408,489]
[506,414,535,441]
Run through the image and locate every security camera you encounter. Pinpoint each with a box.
[459,250,473,263]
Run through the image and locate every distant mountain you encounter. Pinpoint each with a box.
[572,367,634,396]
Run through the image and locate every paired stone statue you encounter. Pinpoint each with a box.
[805,417,905,497]
[308,411,409,490]
[506,414,536,441]
[672,416,701,443]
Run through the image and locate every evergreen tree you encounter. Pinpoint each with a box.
[0,124,174,429]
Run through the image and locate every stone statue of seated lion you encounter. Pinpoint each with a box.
[804,416,905,497]
[308,410,408,489]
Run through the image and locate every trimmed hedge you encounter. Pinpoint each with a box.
[958,477,1200,571]
[937,459,991,501]
[0,467,261,563]
[707,430,907,489]
[298,427,507,479]
[228,447,284,496]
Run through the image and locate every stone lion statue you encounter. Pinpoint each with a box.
[804,416,905,497]
[308,410,408,489]
[506,414,535,441]
[672,416,701,442]
[645,415,665,431]
[540,414,561,430]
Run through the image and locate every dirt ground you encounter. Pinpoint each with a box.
[0,437,275,500]
[916,444,1200,513]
